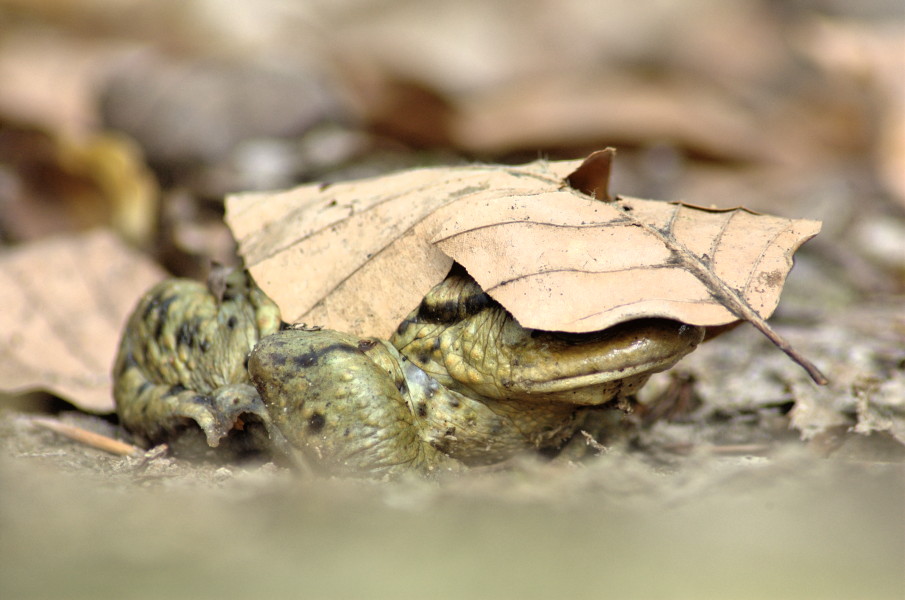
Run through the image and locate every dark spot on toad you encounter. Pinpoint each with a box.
[142,290,171,321]
[292,343,360,368]
[267,353,287,367]
[358,339,377,352]
[191,394,211,407]
[464,291,493,316]
[308,412,326,432]
[416,298,456,323]
[448,397,460,408]
[416,402,427,418]
[153,296,179,340]
[293,353,317,368]
[227,316,238,329]
[120,351,139,371]
[417,291,493,323]
[141,297,156,321]
[395,317,416,336]
[154,295,178,324]
[176,322,195,347]
[397,379,408,395]
[199,339,211,353]
[165,384,186,397]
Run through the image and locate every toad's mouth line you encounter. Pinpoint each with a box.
[514,353,686,394]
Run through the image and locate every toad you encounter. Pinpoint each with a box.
[114,267,704,477]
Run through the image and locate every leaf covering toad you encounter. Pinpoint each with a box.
[114,266,704,477]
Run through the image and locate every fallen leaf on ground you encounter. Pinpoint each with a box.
[450,75,781,162]
[0,230,166,412]
[796,17,905,210]
[0,29,117,136]
[226,151,822,380]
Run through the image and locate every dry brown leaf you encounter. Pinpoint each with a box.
[436,185,815,333]
[0,230,166,412]
[0,30,113,136]
[226,153,822,380]
[450,75,783,163]
[796,17,905,209]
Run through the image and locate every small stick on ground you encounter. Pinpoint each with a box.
[31,417,141,456]
[581,431,608,454]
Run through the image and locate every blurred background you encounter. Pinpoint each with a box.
[1,0,902,286]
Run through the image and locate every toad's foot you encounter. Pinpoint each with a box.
[118,379,273,450]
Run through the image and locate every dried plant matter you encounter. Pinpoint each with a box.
[226,151,823,382]
[0,231,166,411]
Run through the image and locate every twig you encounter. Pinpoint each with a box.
[647,207,828,385]
[560,154,828,385]
[31,417,141,456]
[580,430,608,454]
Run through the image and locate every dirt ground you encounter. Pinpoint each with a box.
[1,415,902,600]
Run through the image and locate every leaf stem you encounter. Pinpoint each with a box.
[742,317,828,385]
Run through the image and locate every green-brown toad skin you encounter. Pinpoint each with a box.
[113,271,281,449]
[248,331,459,476]
[114,268,705,477]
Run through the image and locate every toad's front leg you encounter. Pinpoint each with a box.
[113,273,281,453]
